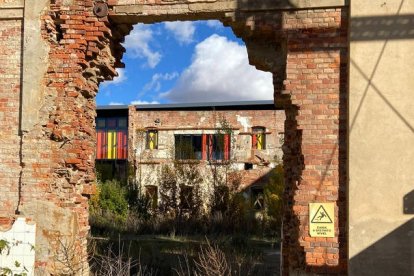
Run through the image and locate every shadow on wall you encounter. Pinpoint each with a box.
[350,190,414,275]
[350,14,414,41]
[349,3,414,273]
[349,220,414,275]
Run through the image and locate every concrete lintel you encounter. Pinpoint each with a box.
[237,0,347,11]
[0,0,24,8]
[113,4,143,14]
[0,7,24,19]
[289,0,346,8]
[21,0,51,131]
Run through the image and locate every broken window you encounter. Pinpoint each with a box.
[207,134,230,161]
[145,185,158,210]
[252,127,266,150]
[244,163,253,170]
[212,185,229,212]
[146,130,158,150]
[180,185,194,210]
[251,187,265,210]
[175,135,202,160]
[174,134,230,161]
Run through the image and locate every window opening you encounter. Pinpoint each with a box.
[244,163,253,170]
[175,134,230,160]
[146,130,158,150]
[175,134,202,160]
[251,187,265,210]
[145,185,158,210]
[207,134,230,161]
[252,127,266,150]
[212,185,230,212]
[180,185,194,210]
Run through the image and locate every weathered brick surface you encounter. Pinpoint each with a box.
[0,0,348,274]
[280,8,348,275]
[128,107,285,191]
[0,19,22,225]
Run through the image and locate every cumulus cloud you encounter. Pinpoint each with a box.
[101,68,127,87]
[123,24,161,68]
[109,102,124,105]
[130,100,160,105]
[161,35,273,103]
[164,21,196,44]
[142,72,179,93]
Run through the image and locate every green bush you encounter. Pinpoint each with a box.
[264,164,284,229]
[91,180,128,223]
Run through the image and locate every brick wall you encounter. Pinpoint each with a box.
[0,0,348,274]
[0,19,22,227]
[129,107,285,162]
[280,8,348,274]
[128,107,285,193]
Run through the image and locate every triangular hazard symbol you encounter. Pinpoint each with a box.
[311,205,333,223]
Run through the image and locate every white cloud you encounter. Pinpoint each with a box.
[123,24,161,68]
[164,21,196,44]
[109,102,124,105]
[161,35,273,103]
[204,20,223,29]
[131,100,160,105]
[101,68,127,87]
[142,72,179,93]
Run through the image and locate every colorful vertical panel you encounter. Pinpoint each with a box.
[224,134,230,160]
[257,133,263,150]
[96,130,107,159]
[252,134,257,149]
[117,130,128,159]
[202,134,207,160]
[147,130,158,150]
[107,130,117,159]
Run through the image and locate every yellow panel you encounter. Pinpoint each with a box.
[257,133,263,150]
[107,131,117,159]
[148,131,157,150]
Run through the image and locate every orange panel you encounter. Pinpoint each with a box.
[117,130,128,159]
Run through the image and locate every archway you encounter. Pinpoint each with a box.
[11,0,348,274]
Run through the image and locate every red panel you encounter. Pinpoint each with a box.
[117,130,128,159]
[202,134,207,160]
[224,134,230,160]
[252,134,257,149]
[96,130,107,159]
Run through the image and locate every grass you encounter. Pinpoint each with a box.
[89,234,281,275]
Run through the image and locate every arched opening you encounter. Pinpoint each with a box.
[92,19,285,274]
[2,1,347,275]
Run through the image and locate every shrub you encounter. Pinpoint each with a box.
[263,164,284,232]
[90,180,129,227]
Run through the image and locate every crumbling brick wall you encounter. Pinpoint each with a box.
[0,0,348,274]
[0,16,22,228]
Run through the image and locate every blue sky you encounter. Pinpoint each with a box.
[97,20,274,106]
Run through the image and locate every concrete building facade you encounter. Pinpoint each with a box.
[127,101,285,208]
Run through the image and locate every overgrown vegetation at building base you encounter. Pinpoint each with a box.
[90,165,284,237]
[89,236,279,276]
[90,162,284,275]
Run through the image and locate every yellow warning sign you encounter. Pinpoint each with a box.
[309,203,335,237]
